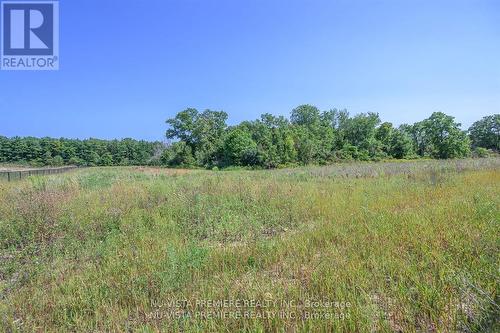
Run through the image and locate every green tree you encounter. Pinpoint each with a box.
[343,113,381,158]
[468,114,500,151]
[0,136,160,167]
[68,156,85,166]
[375,122,394,156]
[421,112,471,159]
[223,127,258,166]
[161,141,195,167]
[294,128,316,165]
[192,110,228,167]
[404,122,429,157]
[87,151,101,166]
[43,150,53,165]
[52,155,64,166]
[0,136,8,162]
[241,118,279,168]
[258,114,297,167]
[389,128,414,159]
[291,105,334,164]
[166,108,199,148]
[100,152,114,166]
[166,109,228,167]
[291,104,321,127]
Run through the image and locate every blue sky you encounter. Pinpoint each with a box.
[1,0,499,141]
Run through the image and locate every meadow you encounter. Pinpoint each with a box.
[0,159,499,332]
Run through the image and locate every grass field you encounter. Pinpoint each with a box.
[0,159,499,332]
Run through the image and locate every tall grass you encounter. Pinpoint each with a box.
[0,159,499,332]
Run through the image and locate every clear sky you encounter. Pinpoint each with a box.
[1,0,499,141]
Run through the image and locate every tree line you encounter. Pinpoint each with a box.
[0,107,498,168]
[162,106,499,168]
[0,137,162,167]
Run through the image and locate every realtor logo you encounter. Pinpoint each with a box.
[1,1,59,70]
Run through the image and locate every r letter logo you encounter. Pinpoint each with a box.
[1,1,59,70]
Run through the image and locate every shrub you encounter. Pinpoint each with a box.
[473,147,491,158]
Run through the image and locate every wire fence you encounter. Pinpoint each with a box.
[0,166,79,182]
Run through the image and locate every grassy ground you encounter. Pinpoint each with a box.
[0,159,499,332]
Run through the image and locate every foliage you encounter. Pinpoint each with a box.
[389,127,415,159]
[472,147,491,158]
[375,122,394,156]
[420,112,471,159]
[165,108,228,167]
[468,114,500,151]
[163,107,483,168]
[222,127,258,166]
[160,141,195,167]
[0,136,162,166]
[0,109,494,169]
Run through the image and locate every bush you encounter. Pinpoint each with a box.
[51,155,64,166]
[68,157,85,166]
[473,147,491,158]
[161,142,195,167]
